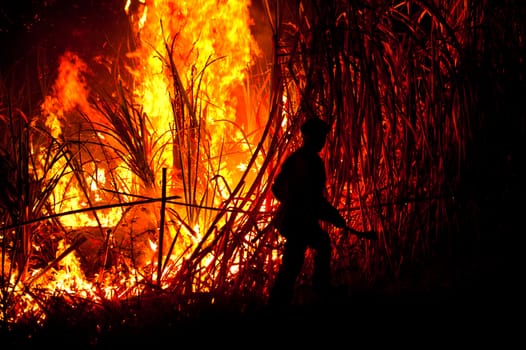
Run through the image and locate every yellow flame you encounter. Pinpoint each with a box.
[126,0,261,190]
[27,1,265,316]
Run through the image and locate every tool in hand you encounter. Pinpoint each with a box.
[343,226,378,240]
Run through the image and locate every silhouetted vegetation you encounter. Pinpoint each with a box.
[1,0,524,345]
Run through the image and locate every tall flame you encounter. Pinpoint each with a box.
[39,0,262,225]
[29,0,264,307]
[124,0,262,199]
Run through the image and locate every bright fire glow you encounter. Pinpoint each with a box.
[14,0,268,325]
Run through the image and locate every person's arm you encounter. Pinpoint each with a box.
[319,199,346,228]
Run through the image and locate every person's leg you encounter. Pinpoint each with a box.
[268,239,306,306]
[308,228,332,295]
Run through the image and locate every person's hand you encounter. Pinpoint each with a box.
[334,215,346,229]
[344,227,379,241]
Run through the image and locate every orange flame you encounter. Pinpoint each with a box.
[125,0,262,191]
[27,0,265,313]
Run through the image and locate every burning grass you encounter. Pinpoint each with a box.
[1,0,524,344]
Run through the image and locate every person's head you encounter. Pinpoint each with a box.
[300,117,330,152]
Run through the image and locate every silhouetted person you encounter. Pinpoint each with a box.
[268,117,346,306]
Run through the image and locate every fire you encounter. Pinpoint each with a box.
[125,0,260,183]
[8,0,267,326]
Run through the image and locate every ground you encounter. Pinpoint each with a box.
[2,276,519,349]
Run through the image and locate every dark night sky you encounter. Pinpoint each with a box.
[0,1,129,71]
